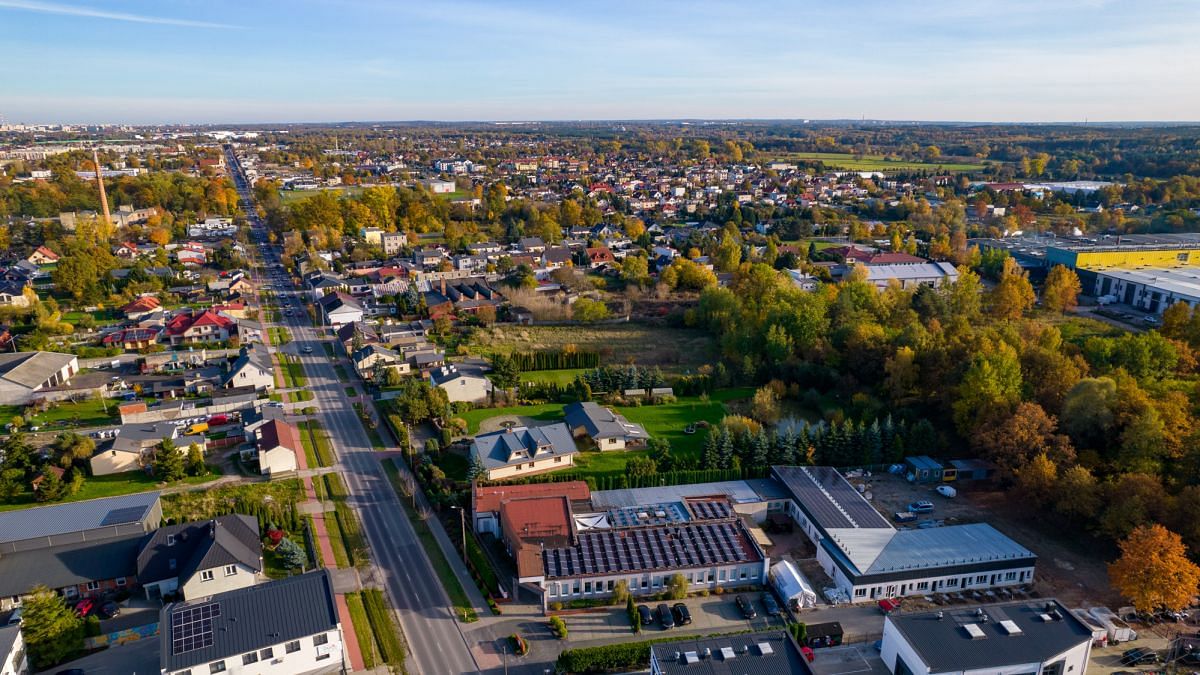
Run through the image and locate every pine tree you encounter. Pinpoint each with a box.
[154,438,186,482]
[276,538,308,570]
[702,430,721,469]
[35,469,66,502]
[862,419,883,466]
[750,430,770,468]
[717,429,735,469]
[21,585,84,669]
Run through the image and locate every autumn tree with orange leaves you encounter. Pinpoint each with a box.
[1109,524,1200,612]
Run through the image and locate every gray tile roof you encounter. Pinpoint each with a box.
[472,424,577,470]
[563,401,649,440]
[650,630,811,675]
[160,570,339,671]
[0,532,143,597]
[0,491,160,546]
[887,599,1092,672]
[137,515,262,586]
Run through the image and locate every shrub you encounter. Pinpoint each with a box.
[626,596,640,634]
[510,633,528,656]
[549,615,568,639]
[550,601,563,611]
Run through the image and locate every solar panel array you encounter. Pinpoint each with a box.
[170,602,221,655]
[774,466,892,530]
[542,522,754,578]
[686,499,731,521]
[100,505,149,526]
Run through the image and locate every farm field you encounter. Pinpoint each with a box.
[775,151,986,172]
[470,324,716,370]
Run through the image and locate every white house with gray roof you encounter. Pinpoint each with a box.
[0,350,78,404]
[137,515,264,601]
[470,423,578,481]
[563,401,649,450]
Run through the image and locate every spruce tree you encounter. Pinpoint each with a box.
[717,429,735,469]
[154,438,186,482]
[702,430,721,469]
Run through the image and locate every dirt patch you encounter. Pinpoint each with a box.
[475,324,716,370]
[864,473,1120,608]
[477,415,545,434]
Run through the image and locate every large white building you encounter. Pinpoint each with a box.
[0,351,78,405]
[1092,267,1200,314]
[881,599,1093,675]
[160,570,344,675]
[773,466,1036,603]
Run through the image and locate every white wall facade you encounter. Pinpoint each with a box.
[259,446,298,476]
[165,627,344,675]
[880,617,1091,675]
[180,562,260,600]
[0,628,27,675]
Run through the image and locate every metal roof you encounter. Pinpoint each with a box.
[0,350,75,389]
[0,532,143,598]
[563,401,649,440]
[471,423,577,470]
[887,599,1091,672]
[161,570,339,671]
[824,523,1036,576]
[591,480,774,509]
[543,520,760,579]
[772,466,893,533]
[0,491,160,545]
[650,630,812,675]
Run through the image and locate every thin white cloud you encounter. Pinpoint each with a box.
[0,0,240,28]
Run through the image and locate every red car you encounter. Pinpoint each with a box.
[878,598,902,614]
[208,414,229,426]
[74,598,95,617]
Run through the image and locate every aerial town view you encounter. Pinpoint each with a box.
[1,2,1199,674]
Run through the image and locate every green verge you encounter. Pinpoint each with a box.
[362,588,407,669]
[382,458,478,622]
[344,592,377,670]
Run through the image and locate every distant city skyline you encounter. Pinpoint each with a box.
[2,0,1197,124]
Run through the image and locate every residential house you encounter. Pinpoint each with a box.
[90,421,207,477]
[542,246,572,269]
[247,419,300,476]
[0,532,143,609]
[0,351,79,405]
[175,243,208,266]
[306,272,348,302]
[123,295,163,320]
[159,570,344,675]
[317,292,365,328]
[429,364,492,403]
[164,309,236,346]
[351,344,409,381]
[0,625,28,675]
[102,327,162,351]
[26,246,58,265]
[519,237,547,253]
[586,246,616,268]
[470,423,578,481]
[880,599,1092,675]
[360,227,385,246]
[237,318,266,345]
[563,401,650,450]
[137,515,264,601]
[223,343,275,393]
[381,231,407,256]
[0,282,30,308]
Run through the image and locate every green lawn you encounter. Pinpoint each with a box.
[300,420,335,467]
[323,513,352,568]
[268,326,292,346]
[278,186,364,204]
[461,403,565,434]
[280,354,307,388]
[161,479,305,522]
[290,390,314,403]
[25,397,119,428]
[0,467,222,513]
[344,386,357,397]
[344,593,378,670]
[514,369,589,386]
[435,450,470,482]
[775,151,986,172]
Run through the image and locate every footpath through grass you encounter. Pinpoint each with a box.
[383,458,478,622]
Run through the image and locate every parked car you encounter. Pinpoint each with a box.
[657,604,675,629]
[893,511,917,523]
[98,602,120,619]
[1121,648,1159,665]
[878,597,903,614]
[302,346,313,354]
[74,598,95,617]
[735,594,757,619]
[762,593,782,617]
[908,501,935,513]
[935,485,957,498]
[672,603,692,626]
[637,604,653,626]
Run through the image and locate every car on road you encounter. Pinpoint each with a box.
[74,598,95,617]
[908,500,934,513]
[657,603,675,629]
[1143,315,1161,326]
[735,594,757,619]
[672,603,691,626]
[302,346,313,354]
[762,592,782,617]
[637,604,653,626]
[893,511,917,523]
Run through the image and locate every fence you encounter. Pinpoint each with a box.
[83,622,159,649]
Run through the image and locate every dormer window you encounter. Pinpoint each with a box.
[167,534,176,546]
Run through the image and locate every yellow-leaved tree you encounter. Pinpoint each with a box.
[1109,524,1200,612]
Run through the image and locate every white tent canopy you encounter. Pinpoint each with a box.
[770,560,818,609]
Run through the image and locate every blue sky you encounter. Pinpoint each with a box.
[1,0,1197,124]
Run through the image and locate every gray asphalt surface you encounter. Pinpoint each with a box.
[227,147,479,675]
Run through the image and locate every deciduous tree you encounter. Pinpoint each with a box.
[1042,265,1082,313]
[1109,524,1200,612]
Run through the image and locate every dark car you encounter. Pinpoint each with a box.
[762,592,782,617]
[657,604,675,629]
[637,604,653,626]
[1121,648,1159,665]
[736,594,758,619]
[98,602,120,619]
[672,603,692,626]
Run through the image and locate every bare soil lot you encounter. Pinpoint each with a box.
[864,473,1120,608]
[472,324,716,370]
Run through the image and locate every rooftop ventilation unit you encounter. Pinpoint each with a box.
[963,623,986,640]
[683,651,700,664]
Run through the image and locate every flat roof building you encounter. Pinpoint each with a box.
[650,630,812,675]
[1092,266,1200,314]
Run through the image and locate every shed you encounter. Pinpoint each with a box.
[904,455,946,482]
[770,560,817,610]
[949,458,996,483]
[805,621,844,648]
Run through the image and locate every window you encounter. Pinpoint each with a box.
[314,633,329,647]
[584,581,592,594]
[718,570,726,582]
[976,575,988,584]
[224,565,238,577]
[285,641,300,654]
[179,670,192,675]
[200,570,214,582]
[916,582,929,590]
[86,581,100,591]
[242,652,259,665]
[209,662,226,674]
[554,457,562,463]
[740,570,748,580]
[854,588,867,598]
[167,534,176,546]
[641,578,648,589]
[115,577,127,587]
[259,648,273,660]
[946,578,958,587]
[1005,572,1017,581]
[606,580,613,591]
[547,583,557,597]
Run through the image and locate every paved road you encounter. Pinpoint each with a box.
[227,148,479,675]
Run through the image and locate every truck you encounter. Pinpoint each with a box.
[1089,606,1137,644]
[187,422,209,436]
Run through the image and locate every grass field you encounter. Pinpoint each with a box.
[278,186,364,204]
[268,326,291,346]
[775,151,986,172]
[25,397,119,428]
[344,593,377,670]
[161,479,305,522]
[470,324,717,370]
[0,467,222,512]
[515,369,589,386]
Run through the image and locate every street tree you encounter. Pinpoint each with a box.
[1109,524,1200,612]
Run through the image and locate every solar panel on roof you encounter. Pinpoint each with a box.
[170,602,221,655]
[100,505,148,526]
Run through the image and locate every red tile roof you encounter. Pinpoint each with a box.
[32,246,59,261]
[474,481,590,514]
[865,252,927,265]
[257,419,301,453]
[122,296,162,314]
[500,496,574,551]
[165,309,235,336]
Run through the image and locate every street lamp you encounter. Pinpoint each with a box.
[450,505,466,554]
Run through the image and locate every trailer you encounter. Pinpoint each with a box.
[1071,609,1109,647]
[1090,606,1137,644]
